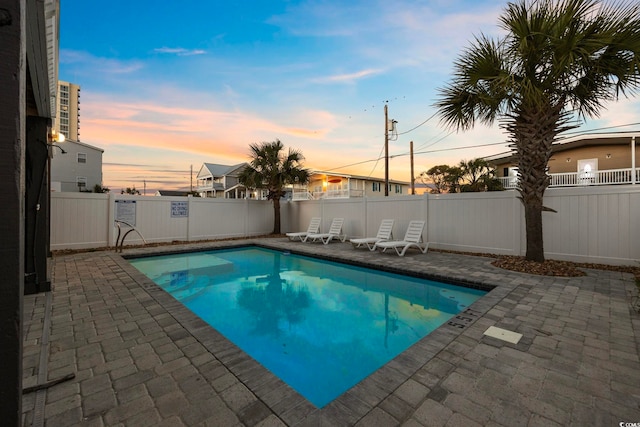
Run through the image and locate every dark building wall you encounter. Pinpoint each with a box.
[24,116,51,294]
[0,1,26,424]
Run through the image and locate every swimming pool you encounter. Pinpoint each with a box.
[129,246,487,407]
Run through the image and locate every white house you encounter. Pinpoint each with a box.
[292,171,412,200]
[196,163,252,198]
[50,139,104,192]
[486,131,639,189]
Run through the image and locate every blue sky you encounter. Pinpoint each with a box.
[59,0,640,193]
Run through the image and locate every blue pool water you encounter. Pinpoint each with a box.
[129,246,486,407]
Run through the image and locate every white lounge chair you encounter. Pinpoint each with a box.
[304,218,347,244]
[373,220,428,256]
[350,219,394,251]
[286,217,321,241]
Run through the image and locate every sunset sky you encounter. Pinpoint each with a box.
[59,0,640,194]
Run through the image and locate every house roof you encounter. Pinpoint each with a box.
[155,190,190,197]
[224,183,246,193]
[309,170,411,185]
[63,139,105,153]
[485,131,640,164]
[197,163,247,179]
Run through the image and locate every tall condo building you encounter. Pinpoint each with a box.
[55,80,81,141]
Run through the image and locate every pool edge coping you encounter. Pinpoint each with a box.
[113,239,518,425]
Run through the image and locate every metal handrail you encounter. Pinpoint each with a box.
[114,220,147,252]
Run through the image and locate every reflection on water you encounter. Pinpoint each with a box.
[130,247,486,407]
[237,253,311,336]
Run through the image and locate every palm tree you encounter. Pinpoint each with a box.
[436,0,640,262]
[239,140,310,234]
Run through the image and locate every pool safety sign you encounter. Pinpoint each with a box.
[115,200,136,226]
[171,201,189,218]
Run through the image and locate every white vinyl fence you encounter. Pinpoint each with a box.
[51,186,640,266]
[50,193,279,250]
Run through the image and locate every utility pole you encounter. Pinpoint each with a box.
[190,164,193,192]
[384,104,389,196]
[410,140,415,195]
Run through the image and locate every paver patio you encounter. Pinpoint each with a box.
[21,238,640,426]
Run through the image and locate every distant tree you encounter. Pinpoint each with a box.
[458,159,503,192]
[419,165,462,193]
[121,187,140,195]
[93,184,110,193]
[238,140,310,234]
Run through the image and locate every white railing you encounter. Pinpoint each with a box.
[196,183,213,191]
[311,189,365,199]
[291,188,368,200]
[499,168,638,189]
[292,190,314,200]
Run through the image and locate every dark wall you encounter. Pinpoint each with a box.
[24,116,50,294]
[0,1,25,424]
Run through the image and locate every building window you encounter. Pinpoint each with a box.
[395,185,402,194]
[77,153,87,164]
[372,182,381,192]
[76,177,87,190]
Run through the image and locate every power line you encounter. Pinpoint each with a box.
[325,121,640,173]
[367,141,387,178]
[561,121,640,136]
[411,141,508,156]
[326,140,509,172]
[414,129,455,152]
[397,111,438,136]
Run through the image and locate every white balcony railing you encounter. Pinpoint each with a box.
[291,189,365,200]
[196,183,214,191]
[292,190,314,200]
[312,189,365,199]
[499,168,639,189]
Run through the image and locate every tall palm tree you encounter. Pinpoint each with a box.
[239,140,309,234]
[436,0,640,262]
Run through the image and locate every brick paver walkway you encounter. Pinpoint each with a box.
[22,239,640,426]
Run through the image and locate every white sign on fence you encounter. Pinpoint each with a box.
[115,200,136,226]
[171,201,189,218]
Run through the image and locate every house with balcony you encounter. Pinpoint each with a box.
[196,163,250,198]
[292,171,411,200]
[486,131,639,189]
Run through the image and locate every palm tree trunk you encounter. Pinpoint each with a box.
[508,104,564,262]
[273,197,281,234]
[523,198,545,262]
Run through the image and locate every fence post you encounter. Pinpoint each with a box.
[186,196,192,242]
[512,191,523,256]
[362,196,367,239]
[423,192,429,243]
[107,192,115,248]
[244,198,249,237]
